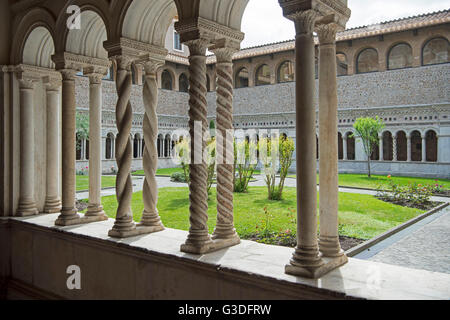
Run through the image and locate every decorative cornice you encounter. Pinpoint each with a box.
[14,64,61,87]
[103,38,168,62]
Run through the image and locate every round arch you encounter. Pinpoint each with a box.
[387,42,413,70]
[255,64,270,86]
[356,47,379,74]
[277,60,294,83]
[422,36,450,66]
[235,67,249,88]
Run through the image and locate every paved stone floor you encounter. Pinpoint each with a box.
[362,206,450,274]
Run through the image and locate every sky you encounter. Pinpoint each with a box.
[240,0,450,48]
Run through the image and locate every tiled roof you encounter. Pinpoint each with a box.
[203,9,450,64]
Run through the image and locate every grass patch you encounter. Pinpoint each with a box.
[99,186,424,240]
[133,167,262,177]
[287,173,450,191]
[76,175,117,192]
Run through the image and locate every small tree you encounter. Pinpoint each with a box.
[233,138,257,193]
[259,136,295,200]
[352,116,385,178]
[76,112,89,151]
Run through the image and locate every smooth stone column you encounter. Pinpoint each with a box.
[393,135,398,161]
[317,23,346,261]
[422,136,426,162]
[56,70,80,225]
[211,46,240,245]
[85,72,107,219]
[407,135,411,162]
[181,39,214,254]
[16,78,39,216]
[43,82,62,213]
[343,137,348,160]
[285,10,325,278]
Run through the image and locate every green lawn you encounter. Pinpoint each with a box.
[133,167,262,177]
[76,175,117,192]
[287,173,450,190]
[96,186,424,240]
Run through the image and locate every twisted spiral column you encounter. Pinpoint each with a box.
[140,62,164,228]
[182,39,212,249]
[109,56,136,236]
[212,48,238,240]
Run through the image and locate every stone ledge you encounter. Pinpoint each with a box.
[2,215,450,300]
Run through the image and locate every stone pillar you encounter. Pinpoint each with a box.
[379,135,384,161]
[180,39,214,254]
[43,81,62,213]
[85,70,107,218]
[284,10,325,277]
[211,46,239,244]
[343,136,348,160]
[407,135,411,162]
[422,136,426,162]
[55,70,80,225]
[16,77,39,216]
[139,60,164,232]
[108,55,137,237]
[317,23,345,260]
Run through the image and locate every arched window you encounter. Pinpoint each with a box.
[133,134,140,159]
[338,132,343,160]
[235,67,249,88]
[346,132,355,160]
[426,130,438,162]
[357,48,379,73]
[157,134,163,158]
[336,53,348,76]
[316,135,319,160]
[161,70,173,90]
[396,131,407,161]
[255,64,270,86]
[422,37,450,66]
[277,61,294,83]
[382,131,393,161]
[370,140,379,160]
[85,139,89,160]
[141,138,145,156]
[388,43,413,70]
[131,64,137,85]
[105,133,114,160]
[411,131,422,162]
[179,73,189,92]
[165,134,171,157]
[76,132,83,160]
[206,74,211,92]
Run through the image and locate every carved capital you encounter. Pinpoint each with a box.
[84,65,108,84]
[288,10,318,35]
[110,55,133,72]
[43,77,61,91]
[143,60,164,76]
[60,69,78,81]
[211,47,236,64]
[185,38,209,56]
[316,23,339,45]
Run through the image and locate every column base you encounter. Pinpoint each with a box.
[55,213,107,226]
[181,234,240,255]
[86,204,106,217]
[43,198,62,214]
[108,224,164,238]
[212,225,240,241]
[17,201,39,217]
[285,254,348,279]
[319,236,345,258]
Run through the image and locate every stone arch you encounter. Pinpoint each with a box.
[65,9,108,59]
[133,133,141,159]
[277,60,294,83]
[387,42,413,70]
[382,131,393,161]
[396,131,407,161]
[105,132,115,160]
[157,134,164,158]
[11,7,56,66]
[425,130,438,162]
[255,64,270,86]
[118,0,177,47]
[422,36,450,66]
[235,67,249,88]
[21,26,55,68]
[338,132,343,160]
[356,47,379,74]
[410,130,422,162]
[179,73,189,92]
[160,68,175,90]
[54,0,111,55]
[345,132,355,160]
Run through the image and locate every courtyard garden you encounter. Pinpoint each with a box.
[76,186,428,250]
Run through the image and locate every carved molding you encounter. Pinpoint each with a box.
[316,23,339,45]
[104,38,168,62]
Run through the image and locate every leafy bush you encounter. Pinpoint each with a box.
[234,139,257,193]
[377,175,433,207]
[170,172,187,183]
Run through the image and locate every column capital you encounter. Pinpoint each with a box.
[84,65,108,85]
[211,46,237,64]
[289,10,319,35]
[316,23,340,45]
[185,38,210,56]
[60,69,78,81]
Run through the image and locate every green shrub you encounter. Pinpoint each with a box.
[170,172,187,183]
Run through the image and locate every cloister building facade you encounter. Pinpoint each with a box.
[1,0,450,300]
[72,10,450,178]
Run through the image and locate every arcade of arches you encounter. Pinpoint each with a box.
[1,0,450,300]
